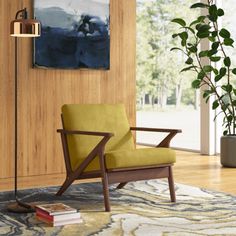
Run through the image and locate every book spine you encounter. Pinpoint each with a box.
[36,211,53,222]
[36,216,53,226]
[35,207,50,216]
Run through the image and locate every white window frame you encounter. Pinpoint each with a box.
[200,0,216,155]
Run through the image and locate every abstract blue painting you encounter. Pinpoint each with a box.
[33,0,110,69]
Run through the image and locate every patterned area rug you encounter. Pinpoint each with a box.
[1,180,236,235]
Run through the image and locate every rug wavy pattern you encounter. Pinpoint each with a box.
[0,180,236,236]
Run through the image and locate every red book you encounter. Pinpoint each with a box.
[36,210,53,222]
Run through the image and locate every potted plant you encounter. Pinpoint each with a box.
[171,0,236,166]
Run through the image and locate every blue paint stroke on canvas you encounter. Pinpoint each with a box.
[34,0,110,69]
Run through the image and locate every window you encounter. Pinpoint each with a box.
[136,0,200,150]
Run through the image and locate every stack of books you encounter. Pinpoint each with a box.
[35,203,82,226]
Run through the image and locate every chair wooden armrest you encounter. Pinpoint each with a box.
[130,127,182,133]
[57,129,114,138]
[130,127,182,148]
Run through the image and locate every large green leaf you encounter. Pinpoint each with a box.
[208,5,218,22]
[224,57,231,67]
[232,68,236,75]
[198,24,211,32]
[197,24,211,39]
[217,8,224,16]
[179,32,188,40]
[197,31,210,38]
[210,56,221,62]
[198,16,206,22]
[180,66,197,72]
[170,47,183,52]
[224,38,234,46]
[213,68,218,75]
[185,57,193,65]
[211,42,220,50]
[223,130,228,136]
[207,49,218,56]
[199,50,208,57]
[172,34,179,38]
[196,23,202,31]
[180,66,197,73]
[197,71,206,80]
[203,90,214,98]
[212,100,219,110]
[203,65,213,73]
[190,16,206,26]
[188,46,197,53]
[171,18,186,27]
[219,67,227,76]
[190,3,209,8]
[211,31,218,37]
[222,84,233,93]
[214,75,222,82]
[208,15,218,22]
[219,28,231,38]
[208,36,216,42]
[192,80,201,88]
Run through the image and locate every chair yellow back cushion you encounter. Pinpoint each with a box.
[62,104,135,171]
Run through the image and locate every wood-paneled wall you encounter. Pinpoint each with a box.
[0,0,136,182]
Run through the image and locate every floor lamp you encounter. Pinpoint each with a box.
[7,8,41,213]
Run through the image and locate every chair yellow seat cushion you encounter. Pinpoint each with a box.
[105,148,176,170]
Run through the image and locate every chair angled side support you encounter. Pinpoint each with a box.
[56,129,113,197]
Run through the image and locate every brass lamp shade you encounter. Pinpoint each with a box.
[10,19,40,37]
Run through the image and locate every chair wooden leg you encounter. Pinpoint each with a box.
[117,182,128,189]
[56,177,74,196]
[101,173,110,212]
[168,166,176,202]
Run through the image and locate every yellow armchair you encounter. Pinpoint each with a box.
[57,104,181,211]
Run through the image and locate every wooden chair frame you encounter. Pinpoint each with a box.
[56,118,181,212]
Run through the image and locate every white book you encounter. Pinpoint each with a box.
[36,211,81,222]
[36,215,83,227]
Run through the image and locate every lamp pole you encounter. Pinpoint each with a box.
[7,8,41,213]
